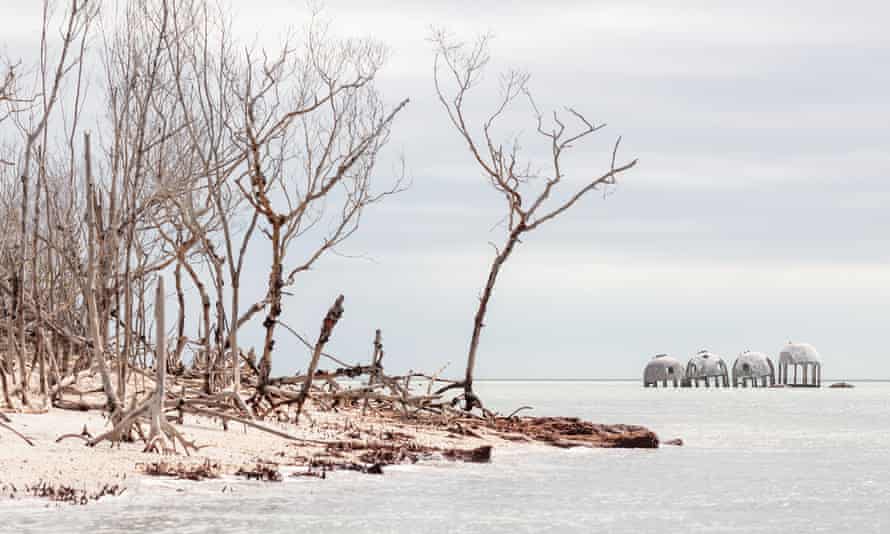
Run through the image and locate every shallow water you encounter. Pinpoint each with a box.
[4,381,890,533]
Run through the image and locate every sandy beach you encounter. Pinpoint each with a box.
[1,404,511,500]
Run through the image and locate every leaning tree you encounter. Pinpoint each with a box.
[431,32,638,409]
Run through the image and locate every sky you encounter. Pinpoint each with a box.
[2,1,889,380]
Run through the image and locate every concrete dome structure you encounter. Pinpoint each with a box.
[732,351,775,387]
[686,350,729,387]
[778,342,822,387]
[643,354,684,388]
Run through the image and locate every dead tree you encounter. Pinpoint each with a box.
[431,32,638,408]
[0,3,447,441]
[156,2,256,397]
[233,23,409,407]
[83,133,122,415]
[1,0,96,408]
[143,275,171,452]
[88,275,196,454]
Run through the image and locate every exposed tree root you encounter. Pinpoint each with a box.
[85,393,200,455]
[0,420,34,446]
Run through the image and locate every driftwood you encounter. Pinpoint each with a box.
[54,399,107,412]
[306,443,493,476]
[294,295,345,422]
[177,403,321,444]
[55,425,93,443]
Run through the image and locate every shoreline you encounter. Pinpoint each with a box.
[1,404,659,504]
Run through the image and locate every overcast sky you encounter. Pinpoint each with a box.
[4,1,889,379]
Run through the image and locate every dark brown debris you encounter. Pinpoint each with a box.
[235,463,283,482]
[442,445,491,463]
[24,482,125,505]
[141,459,221,481]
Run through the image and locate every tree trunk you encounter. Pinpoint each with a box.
[230,278,240,393]
[0,359,11,407]
[258,219,284,393]
[211,257,225,391]
[173,261,186,371]
[180,257,211,391]
[84,133,121,415]
[17,169,31,406]
[148,276,166,440]
[464,230,523,408]
[121,246,134,403]
[33,163,46,397]
[5,307,17,406]
[36,330,47,396]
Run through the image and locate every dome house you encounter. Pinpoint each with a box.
[643,354,684,387]
[777,342,822,387]
[732,351,775,387]
[685,349,729,388]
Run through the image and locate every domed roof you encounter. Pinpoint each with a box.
[733,351,774,378]
[686,349,728,378]
[644,354,684,383]
[779,342,821,365]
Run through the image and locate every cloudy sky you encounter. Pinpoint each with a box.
[4,1,889,379]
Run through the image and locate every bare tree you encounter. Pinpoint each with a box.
[0,1,437,452]
[20,1,93,406]
[158,0,257,404]
[431,31,638,409]
[0,0,97,408]
[231,22,409,409]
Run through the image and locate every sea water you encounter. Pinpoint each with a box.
[3,381,889,533]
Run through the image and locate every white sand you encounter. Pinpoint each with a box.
[0,406,504,498]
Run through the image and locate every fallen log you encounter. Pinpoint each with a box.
[53,399,106,412]
[488,417,659,449]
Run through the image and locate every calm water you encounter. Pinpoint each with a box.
[4,381,890,533]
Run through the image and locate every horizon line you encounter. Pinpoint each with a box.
[474,377,889,382]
